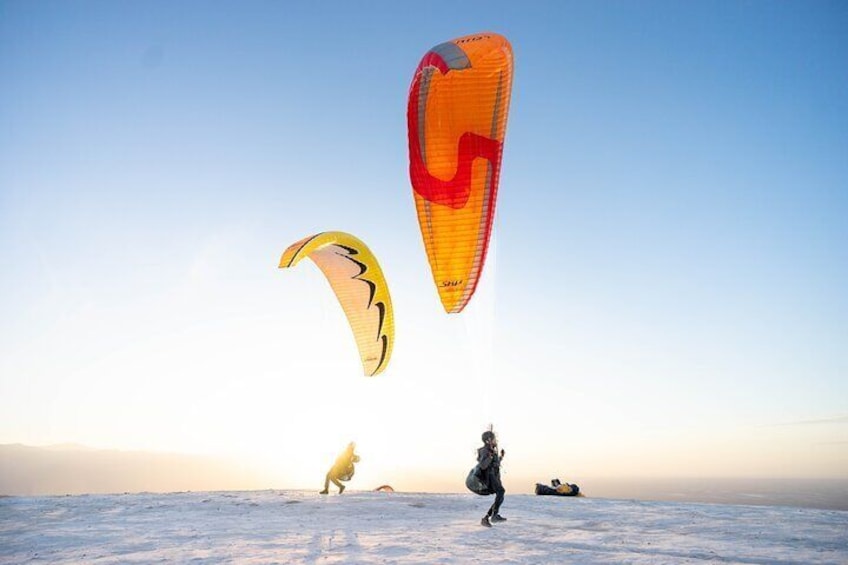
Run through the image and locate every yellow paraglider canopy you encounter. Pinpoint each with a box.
[279,231,394,376]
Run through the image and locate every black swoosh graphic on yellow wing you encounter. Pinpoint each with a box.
[282,233,325,268]
[373,334,390,376]
[332,243,390,375]
[336,247,377,309]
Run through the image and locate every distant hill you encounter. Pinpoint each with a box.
[0,444,278,496]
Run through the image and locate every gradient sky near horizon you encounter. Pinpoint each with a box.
[1,1,846,492]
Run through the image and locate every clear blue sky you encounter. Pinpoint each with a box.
[1,1,846,489]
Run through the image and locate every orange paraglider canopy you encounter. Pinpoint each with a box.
[407,32,513,313]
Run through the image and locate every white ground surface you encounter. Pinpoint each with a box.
[2,490,846,564]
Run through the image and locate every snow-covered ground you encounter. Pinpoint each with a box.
[2,490,846,564]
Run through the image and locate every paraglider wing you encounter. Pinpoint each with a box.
[279,231,394,376]
[407,32,513,313]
